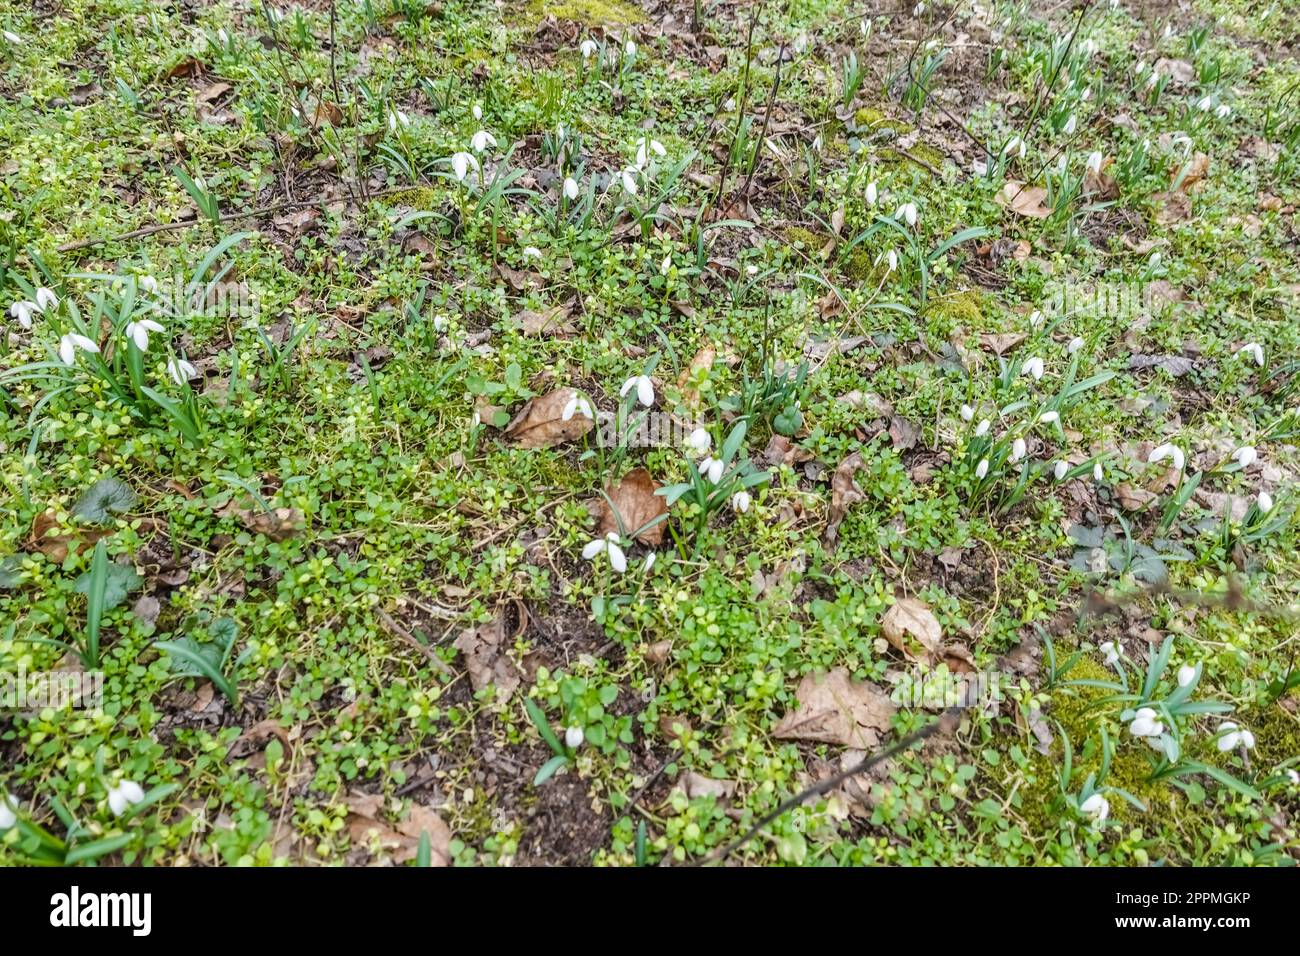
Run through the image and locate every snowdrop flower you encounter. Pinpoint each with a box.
[1145,71,1159,89]
[2,29,20,44]
[699,456,724,483]
[660,254,672,276]
[731,490,751,514]
[643,552,656,573]
[0,792,17,830]
[1080,38,1098,57]
[1100,641,1122,667]
[1129,707,1163,738]
[561,392,593,421]
[1196,95,1213,112]
[1079,792,1109,823]
[865,181,878,206]
[1176,664,1196,687]
[913,1,926,14]
[565,726,585,749]
[139,274,159,294]
[1257,491,1274,514]
[1063,114,1077,136]
[58,332,100,365]
[975,419,990,437]
[1093,461,1104,482]
[1287,769,1300,785]
[563,176,579,200]
[35,287,59,311]
[620,374,655,407]
[1216,721,1255,752]
[1085,151,1103,175]
[1029,309,1043,328]
[686,427,711,455]
[1067,336,1084,354]
[470,129,497,153]
[619,167,639,195]
[959,404,974,422]
[974,459,989,479]
[8,300,37,329]
[217,27,229,45]
[388,109,410,131]
[472,103,482,121]
[1215,103,1231,119]
[1053,460,1069,481]
[581,531,627,572]
[1022,356,1045,381]
[1009,437,1027,462]
[636,137,665,168]
[1238,342,1264,367]
[812,134,823,152]
[1039,410,1060,425]
[522,246,542,260]
[1232,445,1257,469]
[1002,135,1026,159]
[894,202,918,227]
[580,38,598,58]
[624,39,637,56]
[167,358,198,385]
[883,249,897,272]
[1134,60,1148,76]
[107,780,145,816]
[1148,442,1185,472]
[451,151,478,182]
[125,318,164,351]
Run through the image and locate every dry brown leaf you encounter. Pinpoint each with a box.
[825,452,865,546]
[758,434,814,467]
[196,81,231,104]
[452,612,522,701]
[979,332,1026,355]
[514,302,576,337]
[1153,57,1195,85]
[997,181,1051,218]
[773,668,896,749]
[496,262,542,292]
[672,771,736,802]
[598,467,668,545]
[1171,152,1210,192]
[311,100,343,128]
[163,57,204,80]
[1153,191,1191,224]
[346,799,451,865]
[220,502,304,541]
[677,345,716,410]
[27,511,109,563]
[503,388,595,448]
[881,597,944,661]
[1115,483,1157,511]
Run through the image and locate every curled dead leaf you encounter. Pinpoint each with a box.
[881,597,944,661]
[825,452,865,546]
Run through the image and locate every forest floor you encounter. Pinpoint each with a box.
[1,0,1299,866]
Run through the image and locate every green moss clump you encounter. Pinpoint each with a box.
[526,0,645,24]
[783,226,826,253]
[854,107,911,134]
[1236,699,1300,767]
[925,290,985,340]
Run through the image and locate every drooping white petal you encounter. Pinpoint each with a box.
[1054,460,1068,481]
[974,459,989,479]
[1176,664,1196,687]
[9,300,37,329]
[35,287,59,311]
[1232,445,1257,468]
[563,176,579,200]
[607,540,627,573]
[581,538,607,560]
[565,726,585,749]
[1257,491,1274,514]
[731,491,751,514]
[1079,793,1109,822]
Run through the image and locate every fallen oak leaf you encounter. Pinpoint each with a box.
[824,452,865,546]
[513,301,576,337]
[503,388,595,448]
[598,467,668,545]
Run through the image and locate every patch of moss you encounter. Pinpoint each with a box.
[924,290,984,340]
[854,107,911,134]
[783,226,825,253]
[1238,698,1300,767]
[525,0,645,25]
